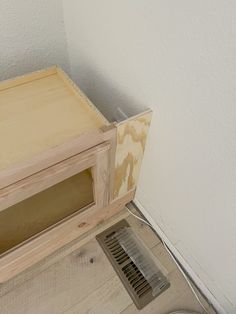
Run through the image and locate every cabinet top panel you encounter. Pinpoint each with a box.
[0,67,108,172]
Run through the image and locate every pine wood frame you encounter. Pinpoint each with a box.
[0,67,152,282]
[0,137,115,282]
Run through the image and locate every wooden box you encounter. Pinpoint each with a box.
[0,67,152,281]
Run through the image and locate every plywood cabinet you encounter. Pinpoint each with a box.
[0,66,152,282]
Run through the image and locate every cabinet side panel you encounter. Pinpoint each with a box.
[113,111,152,199]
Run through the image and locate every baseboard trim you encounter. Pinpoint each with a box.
[134,198,227,314]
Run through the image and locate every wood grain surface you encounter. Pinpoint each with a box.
[113,110,152,199]
[0,67,107,173]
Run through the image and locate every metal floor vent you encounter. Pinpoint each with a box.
[96,220,170,309]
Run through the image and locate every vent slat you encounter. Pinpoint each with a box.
[129,273,142,286]
[126,272,139,282]
[125,268,139,278]
[138,285,152,298]
[109,243,120,250]
[123,263,135,273]
[118,257,129,264]
[136,281,150,294]
[111,247,125,256]
[116,253,128,262]
[132,277,146,288]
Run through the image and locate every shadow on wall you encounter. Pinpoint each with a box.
[0,54,70,82]
[69,61,148,122]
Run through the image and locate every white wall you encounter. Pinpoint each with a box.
[63,1,236,313]
[0,0,70,80]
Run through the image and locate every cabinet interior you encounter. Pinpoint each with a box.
[0,169,94,255]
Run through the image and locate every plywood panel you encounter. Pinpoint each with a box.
[0,67,108,172]
[113,110,152,199]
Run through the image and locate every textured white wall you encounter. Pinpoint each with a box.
[0,0,70,80]
[63,1,236,313]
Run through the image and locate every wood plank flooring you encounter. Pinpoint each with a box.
[0,208,216,314]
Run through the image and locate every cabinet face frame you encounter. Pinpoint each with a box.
[0,142,110,213]
[0,142,111,277]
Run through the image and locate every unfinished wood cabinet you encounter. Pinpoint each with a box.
[0,66,152,282]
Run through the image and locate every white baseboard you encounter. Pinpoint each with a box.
[134,198,227,314]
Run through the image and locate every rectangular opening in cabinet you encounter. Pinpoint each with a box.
[0,169,94,255]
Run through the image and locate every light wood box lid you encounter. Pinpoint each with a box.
[0,66,109,172]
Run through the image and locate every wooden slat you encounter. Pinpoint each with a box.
[0,66,57,91]
[101,124,117,203]
[92,144,110,208]
[0,127,116,189]
[113,110,152,199]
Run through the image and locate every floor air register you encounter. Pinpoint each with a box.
[96,219,170,309]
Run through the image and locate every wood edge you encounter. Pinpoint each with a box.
[0,129,110,190]
[56,67,110,126]
[115,108,153,126]
[107,126,117,203]
[92,145,110,208]
[0,66,57,92]
[99,123,117,202]
[0,190,135,283]
[112,109,153,199]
